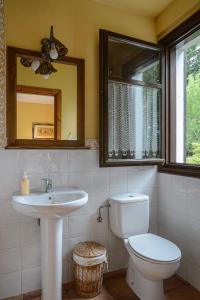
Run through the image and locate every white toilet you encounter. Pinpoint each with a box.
[108,193,181,300]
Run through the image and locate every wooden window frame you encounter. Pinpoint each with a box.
[159,9,200,178]
[99,29,165,167]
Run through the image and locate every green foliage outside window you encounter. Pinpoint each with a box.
[186,43,200,164]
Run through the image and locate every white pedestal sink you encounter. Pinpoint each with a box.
[12,188,88,300]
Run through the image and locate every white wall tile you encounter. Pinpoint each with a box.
[144,187,158,206]
[43,151,69,173]
[68,171,92,192]
[62,238,70,261]
[158,173,172,188]
[93,233,109,249]
[90,192,110,213]
[177,259,189,282]
[109,170,127,193]
[108,230,124,252]
[109,249,129,272]
[68,150,98,172]
[91,170,109,192]
[21,242,41,269]
[22,267,41,293]
[159,189,187,214]
[0,173,21,199]
[20,221,40,246]
[149,206,157,225]
[0,223,20,249]
[148,224,158,234]
[186,217,200,244]
[0,199,21,224]
[63,217,69,239]
[0,150,21,174]
[128,167,157,191]
[0,271,21,299]
[21,151,49,174]
[0,248,21,274]
[170,175,187,193]
[48,172,68,188]
[187,194,200,220]
[158,172,200,291]
[68,214,93,238]
[186,177,200,197]
[91,211,109,236]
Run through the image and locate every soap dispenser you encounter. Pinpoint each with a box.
[20,172,30,195]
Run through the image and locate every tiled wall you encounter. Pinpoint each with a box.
[0,149,158,299]
[158,173,200,291]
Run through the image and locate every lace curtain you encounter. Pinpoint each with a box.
[108,81,160,159]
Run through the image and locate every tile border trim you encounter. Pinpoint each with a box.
[0,0,6,148]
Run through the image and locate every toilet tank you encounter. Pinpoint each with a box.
[108,193,149,238]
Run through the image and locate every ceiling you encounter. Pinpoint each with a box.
[92,0,173,17]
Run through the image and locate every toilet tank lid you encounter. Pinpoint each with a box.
[109,193,149,204]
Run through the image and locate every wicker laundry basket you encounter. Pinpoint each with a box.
[73,241,107,298]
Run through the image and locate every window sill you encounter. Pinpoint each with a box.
[100,158,165,167]
[158,163,200,178]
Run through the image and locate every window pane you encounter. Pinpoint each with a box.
[170,29,200,165]
[108,81,161,160]
[108,38,161,84]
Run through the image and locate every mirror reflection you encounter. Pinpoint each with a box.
[108,37,161,84]
[16,57,77,140]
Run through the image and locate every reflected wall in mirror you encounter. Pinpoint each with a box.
[7,47,85,148]
[100,30,164,166]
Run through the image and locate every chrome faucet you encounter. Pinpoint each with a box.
[41,178,53,193]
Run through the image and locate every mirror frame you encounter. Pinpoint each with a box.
[6,46,85,149]
[99,29,165,167]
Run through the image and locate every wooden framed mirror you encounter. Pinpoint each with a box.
[6,46,85,148]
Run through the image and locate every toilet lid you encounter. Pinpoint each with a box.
[128,233,181,263]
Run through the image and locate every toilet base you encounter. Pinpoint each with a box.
[126,265,164,300]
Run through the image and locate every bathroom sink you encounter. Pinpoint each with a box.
[12,187,88,218]
[12,187,88,300]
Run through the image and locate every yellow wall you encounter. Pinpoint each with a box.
[17,102,54,139]
[5,0,157,139]
[155,0,200,39]
[17,58,77,140]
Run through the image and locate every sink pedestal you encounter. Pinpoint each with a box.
[41,218,63,300]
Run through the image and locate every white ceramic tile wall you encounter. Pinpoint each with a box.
[0,149,158,299]
[158,173,200,292]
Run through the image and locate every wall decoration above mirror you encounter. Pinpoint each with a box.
[20,26,68,79]
[99,29,165,166]
[6,47,85,148]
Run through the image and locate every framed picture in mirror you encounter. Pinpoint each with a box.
[32,123,54,140]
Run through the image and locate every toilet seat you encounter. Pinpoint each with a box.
[128,233,181,264]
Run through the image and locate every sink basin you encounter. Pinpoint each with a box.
[12,187,88,300]
[12,188,88,218]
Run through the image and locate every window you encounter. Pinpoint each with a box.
[100,29,164,166]
[159,10,200,177]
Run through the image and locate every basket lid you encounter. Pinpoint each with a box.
[73,242,106,258]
